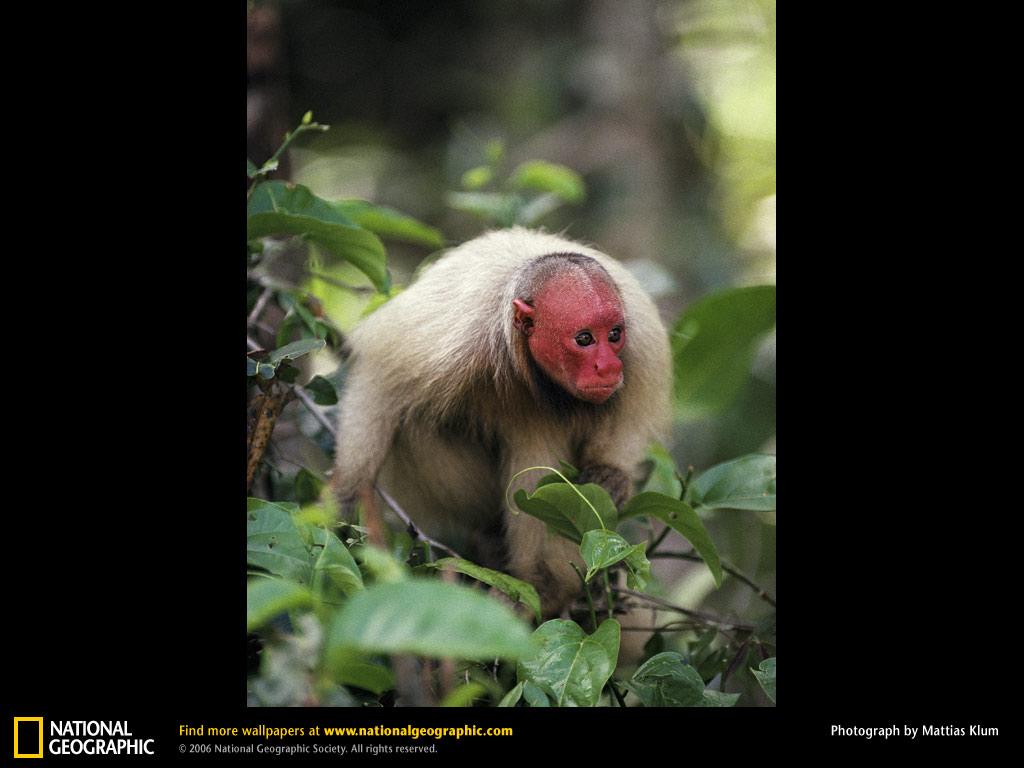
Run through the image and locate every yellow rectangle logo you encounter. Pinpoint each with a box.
[13,717,43,759]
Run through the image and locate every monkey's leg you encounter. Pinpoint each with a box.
[503,435,586,618]
[504,511,582,619]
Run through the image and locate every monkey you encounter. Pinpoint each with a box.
[332,227,672,617]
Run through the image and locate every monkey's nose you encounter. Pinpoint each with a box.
[595,357,623,379]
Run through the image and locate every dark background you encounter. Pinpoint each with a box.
[2,0,1012,757]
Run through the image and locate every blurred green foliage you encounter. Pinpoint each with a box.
[246,0,775,707]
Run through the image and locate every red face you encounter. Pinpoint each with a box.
[513,274,625,404]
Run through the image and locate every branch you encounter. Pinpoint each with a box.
[650,551,776,607]
[293,385,337,437]
[608,679,628,708]
[619,621,703,633]
[375,484,465,561]
[571,562,599,633]
[247,286,274,329]
[720,639,750,691]
[246,382,294,492]
[612,587,755,633]
[645,524,672,556]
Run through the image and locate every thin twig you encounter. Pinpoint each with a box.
[375,484,465,560]
[608,679,628,708]
[247,286,273,329]
[602,570,614,621]
[438,565,457,700]
[720,639,750,691]
[571,562,598,633]
[645,524,672,556]
[612,587,755,633]
[247,335,262,351]
[650,551,776,607]
[619,621,702,633]
[293,385,337,436]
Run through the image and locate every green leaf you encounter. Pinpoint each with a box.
[498,681,524,707]
[461,165,493,190]
[246,355,276,379]
[440,682,489,708]
[327,580,532,661]
[275,360,300,384]
[620,493,722,587]
[445,191,523,227]
[517,619,620,707]
[325,648,394,695]
[301,110,313,125]
[702,690,741,707]
[247,498,313,584]
[294,468,323,505]
[304,375,338,406]
[309,526,364,604]
[507,160,585,203]
[267,337,326,366]
[332,200,444,249]
[516,193,567,226]
[425,557,542,623]
[580,530,648,587]
[522,681,550,707]
[535,460,580,488]
[642,443,684,498]
[686,454,776,512]
[248,181,390,292]
[352,545,407,583]
[513,483,618,544]
[627,651,737,707]
[485,139,504,165]
[752,657,776,702]
[247,578,314,632]
[256,159,279,176]
[277,292,322,337]
[359,288,400,318]
[247,158,259,178]
[672,285,775,419]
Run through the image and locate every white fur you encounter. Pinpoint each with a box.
[333,228,672,613]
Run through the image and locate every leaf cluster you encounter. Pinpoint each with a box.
[244,114,776,708]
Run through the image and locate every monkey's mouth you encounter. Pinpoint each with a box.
[578,383,621,402]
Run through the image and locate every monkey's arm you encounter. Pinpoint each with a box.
[575,463,632,508]
[331,360,404,502]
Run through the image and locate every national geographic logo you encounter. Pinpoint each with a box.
[13,718,156,758]
[13,718,42,759]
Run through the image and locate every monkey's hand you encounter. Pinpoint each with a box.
[577,464,631,509]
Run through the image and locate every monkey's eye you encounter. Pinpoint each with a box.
[575,331,595,347]
[608,327,622,343]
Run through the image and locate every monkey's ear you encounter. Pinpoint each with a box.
[512,298,535,336]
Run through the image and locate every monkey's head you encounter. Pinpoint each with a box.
[512,259,625,405]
